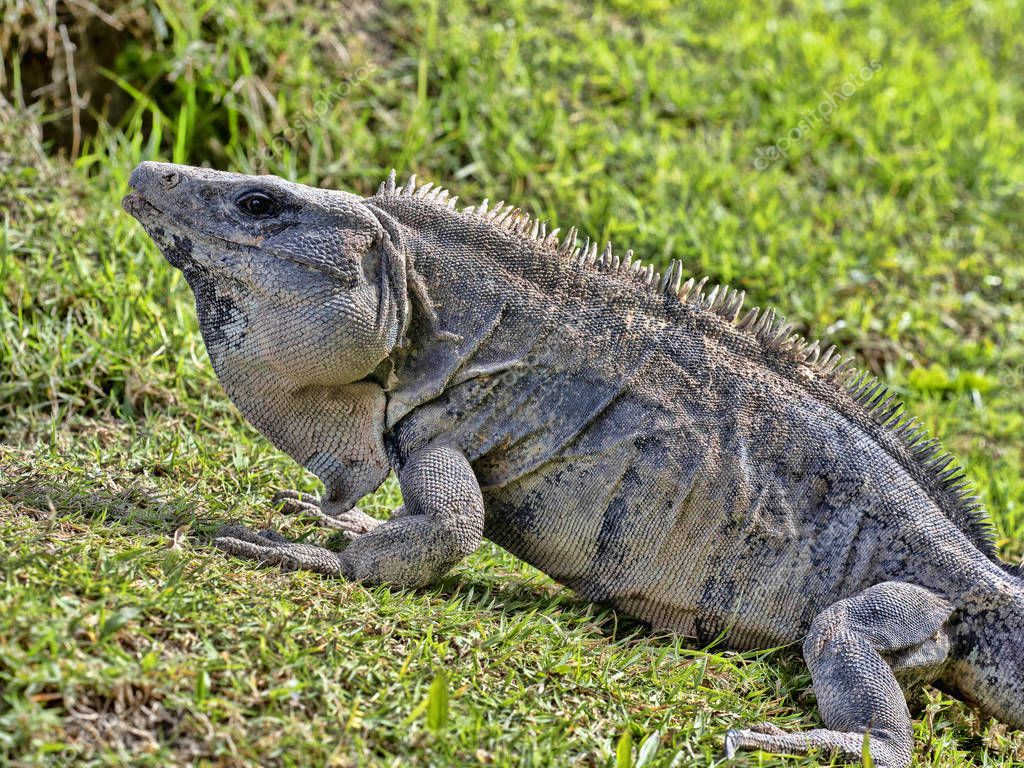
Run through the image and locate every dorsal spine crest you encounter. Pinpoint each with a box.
[374,172,993,557]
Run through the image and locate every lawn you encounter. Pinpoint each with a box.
[1,0,1023,765]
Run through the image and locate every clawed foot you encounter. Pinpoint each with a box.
[271,489,383,540]
[213,523,348,576]
[724,722,787,758]
[724,722,901,768]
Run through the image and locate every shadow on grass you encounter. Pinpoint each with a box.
[0,468,228,537]
[1,459,801,666]
[0,466,755,635]
[1,466,654,640]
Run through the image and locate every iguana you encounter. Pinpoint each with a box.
[122,161,1022,768]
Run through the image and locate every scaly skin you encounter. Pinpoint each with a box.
[123,162,1023,767]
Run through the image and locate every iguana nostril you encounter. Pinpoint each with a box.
[161,172,180,189]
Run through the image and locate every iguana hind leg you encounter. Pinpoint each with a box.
[725,581,953,768]
[216,445,484,589]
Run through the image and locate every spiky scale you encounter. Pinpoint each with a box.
[722,289,746,321]
[713,285,732,312]
[677,277,696,302]
[687,276,709,305]
[736,307,760,330]
[770,324,795,349]
[755,308,777,334]
[938,466,965,482]
[703,284,721,310]
[871,392,898,413]
[670,262,684,294]
[834,363,860,386]
[560,227,578,254]
[659,261,679,293]
[804,342,822,364]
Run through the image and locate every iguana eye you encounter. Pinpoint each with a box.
[236,191,279,218]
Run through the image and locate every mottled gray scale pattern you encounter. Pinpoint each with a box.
[123,163,1022,768]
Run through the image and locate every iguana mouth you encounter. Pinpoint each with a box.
[122,190,255,248]
[123,190,265,287]
[120,189,158,222]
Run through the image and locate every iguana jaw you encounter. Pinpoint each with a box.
[121,181,262,275]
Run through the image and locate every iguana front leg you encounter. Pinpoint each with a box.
[725,581,953,768]
[215,445,485,589]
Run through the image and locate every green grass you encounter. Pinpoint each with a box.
[2,0,1023,765]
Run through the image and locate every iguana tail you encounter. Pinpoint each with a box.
[946,587,1024,729]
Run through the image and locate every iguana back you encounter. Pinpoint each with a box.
[366,180,1009,643]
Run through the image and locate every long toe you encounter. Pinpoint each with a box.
[214,523,268,544]
[272,489,321,505]
[314,507,382,537]
[272,489,323,516]
[723,725,906,768]
[213,534,280,563]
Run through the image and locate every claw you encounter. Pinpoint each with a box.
[269,489,386,539]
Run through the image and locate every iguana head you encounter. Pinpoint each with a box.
[122,162,408,387]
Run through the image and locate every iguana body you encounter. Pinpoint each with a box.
[123,162,1023,767]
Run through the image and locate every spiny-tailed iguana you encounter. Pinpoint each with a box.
[122,161,1022,768]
